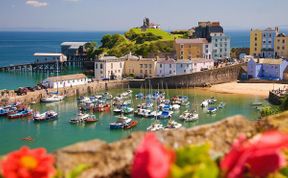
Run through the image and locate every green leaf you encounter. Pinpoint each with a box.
[66,164,90,178]
[170,144,219,178]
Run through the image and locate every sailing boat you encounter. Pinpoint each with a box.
[41,58,65,103]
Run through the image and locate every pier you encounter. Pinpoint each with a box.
[0,60,85,73]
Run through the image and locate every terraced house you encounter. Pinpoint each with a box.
[174,38,211,60]
[275,33,288,58]
[122,54,157,78]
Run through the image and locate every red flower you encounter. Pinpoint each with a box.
[1,146,55,178]
[132,133,175,178]
[221,131,288,178]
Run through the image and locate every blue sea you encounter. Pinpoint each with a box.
[0,30,250,89]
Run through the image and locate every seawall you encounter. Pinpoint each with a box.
[0,80,129,104]
[129,64,244,88]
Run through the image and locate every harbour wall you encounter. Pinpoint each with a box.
[0,81,129,104]
[129,63,244,88]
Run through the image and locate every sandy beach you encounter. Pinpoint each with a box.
[206,82,287,97]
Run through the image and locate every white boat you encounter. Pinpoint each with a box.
[201,100,209,108]
[33,110,58,121]
[165,119,182,129]
[147,120,164,131]
[172,104,181,111]
[70,113,90,124]
[207,107,218,114]
[208,97,217,104]
[41,94,65,103]
[218,102,226,109]
[135,108,152,117]
[180,111,199,122]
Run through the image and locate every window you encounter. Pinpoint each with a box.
[144,64,148,68]
[111,63,113,69]
[95,64,98,69]
[169,70,172,74]
[283,46,285,50]
[160,64,162,68]
[180,51,184,55]
[181,64,183,68]
[100,64,103,69]
[169,64,172,68]
[180,44,184,49]
[283,40,285,43]
[140,64,143,68]
[140,70,143,73]
[255,37,257,41]
[149,70,152,74]
[180,56,183,59]
[149,64,152,68]
[120,63,122,68]
[184,70,186,73]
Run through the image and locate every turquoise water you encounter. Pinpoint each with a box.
[0,88,265,155]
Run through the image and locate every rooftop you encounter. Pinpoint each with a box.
[191,58,214,63]
[175,38,208,44]
[157,58,176,64]
[33,53,64,57]
[61,42,87,46]
[45,74,87,82]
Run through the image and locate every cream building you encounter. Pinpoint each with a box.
[94,56,124,80]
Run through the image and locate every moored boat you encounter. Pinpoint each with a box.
[33,110,58,121]
[179,111,199,122]
[164,119,182,130]
[124,120,138,129]
[8,109,33,119]
[207,107,218,114]
[41,94,65,103]
[147,120,164,131]
[110,115,132,129]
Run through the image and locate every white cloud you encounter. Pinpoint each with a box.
[26,0,48,8]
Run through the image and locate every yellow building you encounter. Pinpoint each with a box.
[174,38,208,60]
[275,33,288,58]
[122,54,157,78]
[250,29,262,57]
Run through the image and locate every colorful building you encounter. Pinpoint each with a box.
[250,27,279,58]
[94,56,124,80]
[247,58,288,80]
[122,54,157,78]
[174,38,209,60]
[261,27,279,58]
[156,58,176,77]
[275,33,288,58]
[250,29,262,57]
[211,32,231,60]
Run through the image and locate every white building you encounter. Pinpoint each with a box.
[42,74,88,89]
[33,53,67,63]
[156,58,176,77]
[94,56,124,80]
[191,59,214,72]
[203,43,212,59]
[176,60,193,75]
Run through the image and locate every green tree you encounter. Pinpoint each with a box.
[85,42,102,59]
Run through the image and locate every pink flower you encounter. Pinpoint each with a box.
[221,131,288,178]
[1,146,55,178]
[131,133,175,178]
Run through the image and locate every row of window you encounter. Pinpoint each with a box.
[95,63,123,70]
[140,64,153,68]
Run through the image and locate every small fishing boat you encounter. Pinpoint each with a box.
[201,100,209,108]
[102,92,113,100]
[69,113,90,124]
[22,136,33,142]
[33,110,58,121]
[94,103,111,112]
[135,93,144,99]
[84,115,98,123]
[179,111,199,122]
[172,104,181,111]
[122,106,134,114]
[165,119,182,129]
[147,120,164,131]
[113,107,123,114]
[159,110,173,119]
[208,97,217,104]
[218,102,226,109]
[8,109,33,119]
[207,107,218,114]
[110,115,132,129]
[41,94,65,103]
[124,120,138,129]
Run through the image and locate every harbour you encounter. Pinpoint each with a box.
[0,87,264,155]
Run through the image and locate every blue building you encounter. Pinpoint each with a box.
[211,32,231,60]
[261,27,279,58]
[248,58,288,80]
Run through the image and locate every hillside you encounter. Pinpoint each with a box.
[97,28,185,57]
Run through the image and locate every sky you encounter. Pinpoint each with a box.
[0,0,287,31]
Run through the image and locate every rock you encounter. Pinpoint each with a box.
[54,115,258,178]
